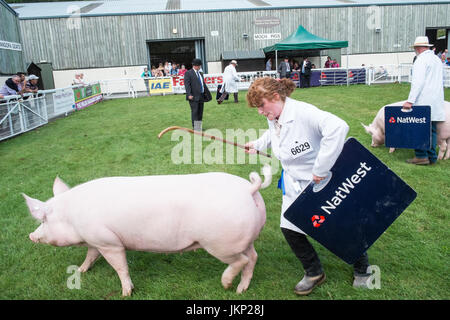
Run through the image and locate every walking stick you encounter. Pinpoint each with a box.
[158,126,272,158]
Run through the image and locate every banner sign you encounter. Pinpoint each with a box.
[385,105,431,150]
[283,137,417,264]
[0,40,22,51]
[148,78,173,95]
[52,88,75,114]
[171,71,278,94]
[254,33,282,41]
[289,68,366,87]
[73,82,102,110]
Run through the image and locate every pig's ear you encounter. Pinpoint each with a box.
[53,176,70,196]
[361,123,373,135]
[22,193,50,222]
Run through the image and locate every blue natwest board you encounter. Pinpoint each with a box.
[283,138,417,264]
[385,106,431,150]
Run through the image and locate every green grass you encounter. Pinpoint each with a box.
[1,83,449,300]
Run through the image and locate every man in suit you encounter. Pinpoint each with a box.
[278,57,292,79]
[184,58,211,131]
[300,57,312,88]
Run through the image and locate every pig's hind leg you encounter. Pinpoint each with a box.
[98,247,134,297]
[236,243,258,294]
[218,253,249,292]
[78,247,100,272]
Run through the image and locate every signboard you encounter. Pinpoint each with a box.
[53,88,75,114]
[73,82,102,110]
[385,106,431,150]
[148,78,173,95]
[254,16,280,28]
[283,138,417,264]
[0,40,22,51]
[254,33,282,41]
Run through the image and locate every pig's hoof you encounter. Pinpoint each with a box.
[221,279,233,290]
[122,287,133,297]
[78,265,89,273]
[236,283,249,294]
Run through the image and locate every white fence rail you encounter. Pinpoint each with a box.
[0,94,48,141]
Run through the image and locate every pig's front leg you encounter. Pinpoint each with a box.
[78,247,100,272]
[98,247,134,297]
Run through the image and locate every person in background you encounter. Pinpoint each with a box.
[446,57,450,66]
[403,36,445,165]
[331,59,340,68]
[178,64,187,76]
[141,67,151,95]
[25,75,39,93]
[171,63,179,76]
[278,57,292,79]
[184,58,211,131]
[16,72,27,93]
[300,57,312,88]
[0,75,21,97]
[324,56,332,68]
[217,60,240,104]
[266,58,272,71]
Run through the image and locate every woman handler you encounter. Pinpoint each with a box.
[245,77,370,295]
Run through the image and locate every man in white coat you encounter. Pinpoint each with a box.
[403,36,445,165]
[217,60,240,104]
[245,77,371,295]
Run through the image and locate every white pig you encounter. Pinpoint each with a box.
[24,166,272,296]
[362,100,450,159]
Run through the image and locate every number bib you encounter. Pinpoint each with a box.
[290,141,314,159]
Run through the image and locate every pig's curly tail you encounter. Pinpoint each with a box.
[249,164,272,194]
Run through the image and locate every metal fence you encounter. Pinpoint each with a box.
[0,94,48,141]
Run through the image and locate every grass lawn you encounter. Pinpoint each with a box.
[0,83,448,300]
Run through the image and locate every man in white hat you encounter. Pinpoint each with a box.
[25,75,39,93]
[217,60,240,104]
[403,36,445,165]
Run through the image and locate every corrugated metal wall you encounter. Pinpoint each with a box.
[19,3,450,70]
[0,1,25,74]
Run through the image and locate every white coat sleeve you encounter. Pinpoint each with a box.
[407,59,427,104]
[252,129,271,151]
[232,68,240,81]
[312,113,349,178]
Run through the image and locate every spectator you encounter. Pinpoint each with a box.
[331,59,340,68]
[170,63,179,76]
[0,75,21,96]
[25,75,39,93]
[278,57,292,79]
[178,64,187,76]
[157,63,165,77]
[300,57,312,88]
[311,64,316,69]
[164,61,170,76]
[266,58,272,71]
[446,57,450,66]
[141,67,151,95]
[73,73,86,85]
[16,72,28,94]
[324,56,332,68]
[293,62,300,71]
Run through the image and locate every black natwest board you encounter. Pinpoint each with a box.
[283,138,417,264]
[385,105,431,150]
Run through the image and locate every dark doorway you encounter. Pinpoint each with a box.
[147,38,206,73]
[426,27,449,54]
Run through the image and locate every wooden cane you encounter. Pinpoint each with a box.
[158,126,272,158]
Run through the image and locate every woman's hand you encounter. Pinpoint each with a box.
[244,142,257,154]
[312,175,325,184]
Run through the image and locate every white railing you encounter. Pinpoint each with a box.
[0,93,48,141]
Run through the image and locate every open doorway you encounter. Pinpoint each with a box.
[147,38,207,73]
[426,27,449,55]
